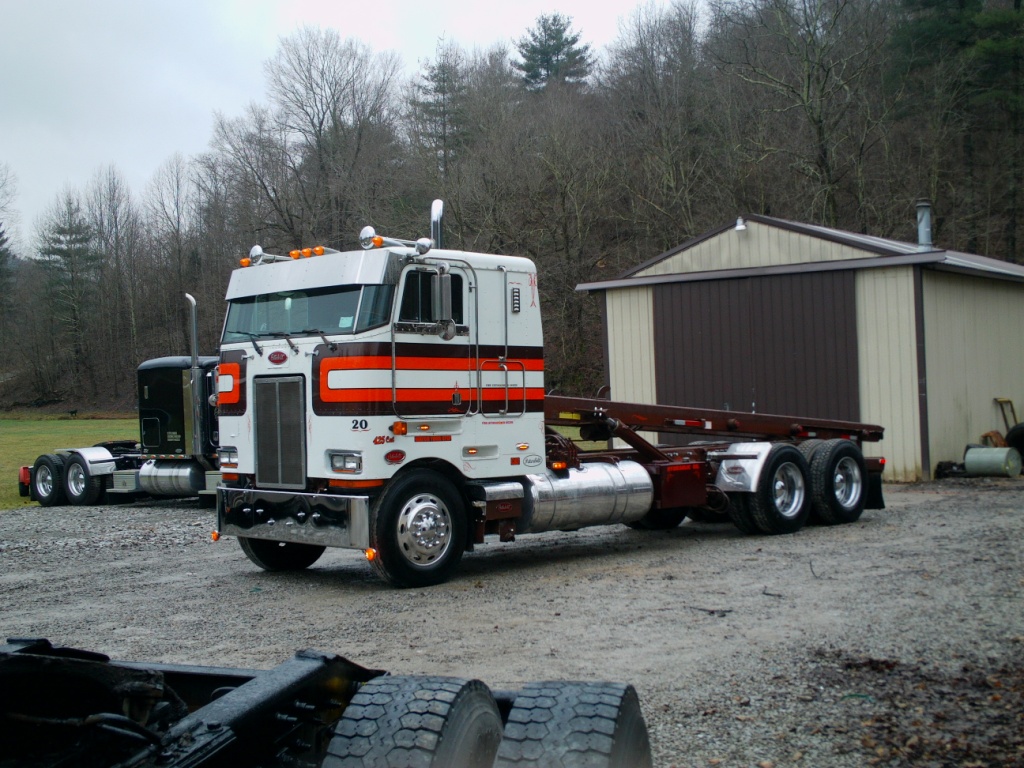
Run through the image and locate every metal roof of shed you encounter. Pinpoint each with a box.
[577,214,1024,291]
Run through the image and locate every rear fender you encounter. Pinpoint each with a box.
[709,442,774,493]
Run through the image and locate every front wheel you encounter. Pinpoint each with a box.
[370,469,467,588]
[238,537,325,571]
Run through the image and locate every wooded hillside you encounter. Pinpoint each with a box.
[1,0,1021,409]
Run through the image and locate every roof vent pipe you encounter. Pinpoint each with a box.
[916,199,933,252]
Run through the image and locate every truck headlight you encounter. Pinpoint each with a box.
[218,446,239,465]
[330,451,362,473]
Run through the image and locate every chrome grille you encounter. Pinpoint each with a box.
[254,376,306,489]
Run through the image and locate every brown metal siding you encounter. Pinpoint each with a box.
[653,272,859,434]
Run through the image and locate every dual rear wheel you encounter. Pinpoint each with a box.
[729,440,866,535]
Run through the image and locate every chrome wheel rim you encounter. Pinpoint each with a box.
[67,463,87,497]
[36,465,54,496]
[833,456,863,510]
[396,493,452,567]
[772,462,806,519]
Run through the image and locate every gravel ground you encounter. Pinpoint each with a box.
[2,479,1023,767]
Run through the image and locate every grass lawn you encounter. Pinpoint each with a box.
[0,418,137,510]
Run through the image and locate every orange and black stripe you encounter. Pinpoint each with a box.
[312,342,545,417]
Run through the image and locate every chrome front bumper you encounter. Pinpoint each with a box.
[218,487,370,549]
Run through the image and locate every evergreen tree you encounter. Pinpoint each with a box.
[36,193,102,397]
[411,40,469,179]
[514,13,593,89]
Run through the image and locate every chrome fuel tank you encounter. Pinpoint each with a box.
[139,460,203,496]
[520,460,653,533]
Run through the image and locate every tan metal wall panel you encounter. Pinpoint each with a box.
[922,271,1024,470]
[856,268,922,481]
[636,221,882,277]
[605,287,657,404]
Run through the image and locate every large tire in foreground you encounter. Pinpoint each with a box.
[494,681,652,768]
[808,439,866,525]
[237,537,325,571]
[63,455,104,506]
[747,444,810,535]
[323,676,502,768]
[32,454,67,507]
[369,469,467,588]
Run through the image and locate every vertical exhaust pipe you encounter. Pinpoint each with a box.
[185,293,210,467]
[431,199,444,249]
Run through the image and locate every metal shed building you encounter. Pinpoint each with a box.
[578,212,1024,481]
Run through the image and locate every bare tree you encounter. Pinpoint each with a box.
[708,0,898,226]
[86,166,145,399]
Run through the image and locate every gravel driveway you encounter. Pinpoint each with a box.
[2,480,1022,766]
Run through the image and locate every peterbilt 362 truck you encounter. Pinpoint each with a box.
[214,201,885,588]
[19,296,220,506]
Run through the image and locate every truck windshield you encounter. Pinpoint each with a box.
[222,284,395,342]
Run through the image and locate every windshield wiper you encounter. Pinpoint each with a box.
[268,332,300,354]
[299,329,337,351]
[233,331,263,357]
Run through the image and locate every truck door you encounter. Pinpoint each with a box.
[392,266,473,418]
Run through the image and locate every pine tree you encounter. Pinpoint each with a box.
[513,13,593,90]
[36,194,102,397]
[411,41,469,179]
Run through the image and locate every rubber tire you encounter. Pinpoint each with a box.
[32,454,67,507]
[683,507,727,524]
[237,537,325,571]
[808,439,867,525]
[748,444,811,535]
[494,681,653,768]
[1005,423,1024,455]
[370,469,467,588]
[627,507,687,530]
[323,676,502,768]
[63,455,104,506]
[795,440,826,523]
[726,493,760,535]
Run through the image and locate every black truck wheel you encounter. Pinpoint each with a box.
[808,439,867,525]
[32,454,67,507]
[726,493,760,535]
[628,507,687,530]
[237,537,325,570]
[494,681,653,768]
[63,455,104,506]
[323,676,502,768]
[747,444,811,535]
[370,469,466,588]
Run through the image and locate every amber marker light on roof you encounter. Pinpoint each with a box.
[372,235,384,247]
[240,258,251,267]
[289,250,301,259]
[313,245,325,255]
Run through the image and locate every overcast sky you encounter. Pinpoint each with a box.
[0,0,661,248]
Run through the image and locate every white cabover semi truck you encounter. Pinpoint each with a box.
[215,201,885,588]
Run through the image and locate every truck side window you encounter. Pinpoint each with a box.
[398,272,463,324]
